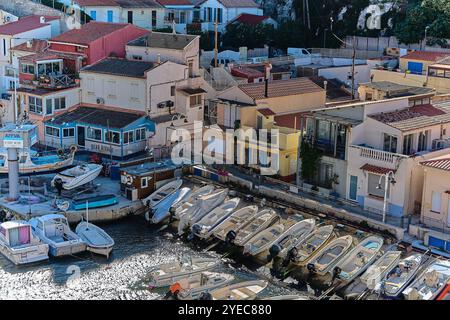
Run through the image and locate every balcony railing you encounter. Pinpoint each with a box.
[37,74,77,89]
[351,145,409,164]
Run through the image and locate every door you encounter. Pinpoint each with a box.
[90,10,96,20]
[349,175,358,201]
[107,10,113,22]
[407,61,423,75]
[77,126,85,147]
[127,11,133,24]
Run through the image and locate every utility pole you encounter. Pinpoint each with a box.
[351,35,356,100]
[305,0,311,29]
[214,14,218,68]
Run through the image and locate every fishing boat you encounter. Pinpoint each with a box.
[171,185,215,212]
[209,280,268,300]
[149,257,219,287]
[177,188,228,235]
[307,235,354,276]
[176,272,235,300]
[29,214,86,257]
[233,209,278,247]
[212,206,259,242]
[381,253,425,298]
[272,218,316,260]
[0,146,76,174]
[263,295,310,300]
[191,198,240,240]
[146,187,192,223]
[288,225,335,266]
[403,259,450,300]
[0,221,49,265]
[75,204,114,258]
[51,164,102,190]
[334,236,384,284]
[343,250,402,299]
[142,179,183,209]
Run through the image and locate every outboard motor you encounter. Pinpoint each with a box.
[267,244,281,262]
[307,263,316,273]
[198,292,212,300]
[225,230,237,245]
[168,207,176,224]
[331,266,342,284]
[188,224,202,241]
[53,178,64,196]
[146,208,155,223]
[283,247,298,267]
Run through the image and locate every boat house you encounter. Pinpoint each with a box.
[43,105,155,158]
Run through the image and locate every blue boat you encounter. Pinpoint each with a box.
[72,194,119,211]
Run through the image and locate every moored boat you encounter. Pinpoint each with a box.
[0,221,49,265]
[436,281,450,300]
[71,194,118,211]
[403,259,450,300]
[51,163,102,190]
[146,187,191,223]
[175,272,235,300]
[75,222,114,258]
[29,214,86,257]
[171,185,215,212]
[233,209,278,247]
[191,198,240,240]
[142,179,183,209]
[212,205,259,242]
[149,257,219,288]
[209,280,268,300]
[272,218,316,260]
[262,295,310,300]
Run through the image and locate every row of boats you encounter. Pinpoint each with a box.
[143,180,450,300]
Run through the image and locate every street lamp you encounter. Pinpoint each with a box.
[376,171,396,223]
[423,26,430,50]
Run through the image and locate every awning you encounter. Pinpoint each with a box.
[360,164,396,175]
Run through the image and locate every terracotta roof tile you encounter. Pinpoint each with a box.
[75,0,118,5]
[360,164,396,175]
[232,13,270,25]
[274,112,305,130]
[0,15,59,35]
[257,108,275,117]
[238,78,324,100]
[401,51,450,62]
[421,156,450,172]
[157,0,193,5]
[10,39,48,53]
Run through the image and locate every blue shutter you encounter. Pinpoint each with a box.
[90,10,97,20]
[107,10,113,22]
[407,61,423,75]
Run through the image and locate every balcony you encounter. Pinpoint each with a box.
[36,74,77,89]
[350,144,409,165]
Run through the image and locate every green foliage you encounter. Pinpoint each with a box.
[221,23,275,49]
[299,141,322,183]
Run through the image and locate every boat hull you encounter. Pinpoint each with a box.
[48,241,87,257]
[0,242,49,265]
[72,195,118,211]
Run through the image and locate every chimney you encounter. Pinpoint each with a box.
[40,16,46,24]
[264,63,272,98]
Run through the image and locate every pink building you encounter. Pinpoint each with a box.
[48,21,149,66]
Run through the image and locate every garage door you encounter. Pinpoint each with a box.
[428,236,446,250]
[408,61,424,75]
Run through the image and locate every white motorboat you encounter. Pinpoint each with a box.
[191,198,240,240]
[176,272,235,300]
[171,185,215,212]
[29,214,86,257]
[0,221,49,265]
[335,236,384,283]
[403,259,450,300]
[175,188,227,221]
[177,188,228,235]
[149,257,219,288]
[212,206,259,242]
[146,187,191,223]
[307,235,354,276]
[75,219,114,258]
[142,179,183,209]
[0,147,76,174]
[51,163,102,190]
[262,295,310,300]
[233,209,278,247]
[273,218,316,260]
[382,253,425,298]
[289,225,335,266]
[209,280,268,300]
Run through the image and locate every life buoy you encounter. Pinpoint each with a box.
[69,145,78,153]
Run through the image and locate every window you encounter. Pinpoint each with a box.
[135,128,146,141]
[45,126,60,137]
[54,97,66,110]
[2,38,5,56]
[317,120,331,141]
[418,130,429,152]
[132,55,142,61]
[21,63,35,74]
[90,10,96,20]
[87,78,95,94]
[366,92,373,101]
[152,10,157,28]
[107,10,113,22]
[179,11,186,24]
[46,98,52,115]
[28,96,43,114]
[63,128,75,137]
[217,8,223,23]
[402,134,413,155]
[105,130,120,144]
[37,61,61,76]
[106,80,117,98]
[170,85,176,97]
[188,60,194,77]
[141,177,148,188]
[383,133,397,153]
[130,83,139,100]
[368,173,389,199]
[431,191,441,213]
[123,131,134,144]
[87,128,102,141]
[207,7,212,22]
[190,94,202,107]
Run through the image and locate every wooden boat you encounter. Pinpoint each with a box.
[191,198,240,240]
[146,187,191,223]
[142,179,182,209]
[262,295,310,300]
[0,221,49,265]
[289,225,335,266]
[382,253,425,298]
[51,163,102,190]
[233,209,278,247]
[274,218,316,260]
[29,214,86,257]
[213,206,259,242]
[177,188,228,235]
[335,236,384,283]
[176,272,235,300]
[307,235,354,276]
[0,146,76,174]
[209,280,268,300]
[403,259,450,300]
[149,257,219,287]
[71,194,118,211]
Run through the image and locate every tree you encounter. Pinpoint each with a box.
[221,23,275,49]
